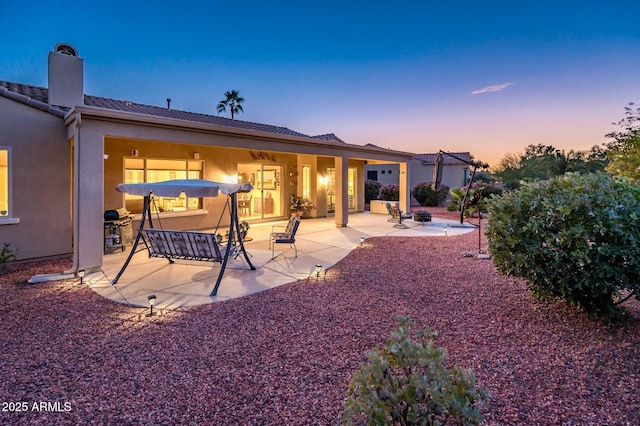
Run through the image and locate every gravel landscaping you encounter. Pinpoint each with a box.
[1,212,639,425]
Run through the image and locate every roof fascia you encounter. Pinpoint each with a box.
[65,105,414,161]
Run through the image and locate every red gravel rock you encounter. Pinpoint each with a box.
[1,217,638,425]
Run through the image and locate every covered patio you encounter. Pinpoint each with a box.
[86,212,475,309]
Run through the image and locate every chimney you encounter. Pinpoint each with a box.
[48,43,84,108]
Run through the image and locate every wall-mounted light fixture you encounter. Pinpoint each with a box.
[193,152,200,160]
[223,174,238,184]
[131,149,139,157]
[319,175,328,185]
[147,294,157,317]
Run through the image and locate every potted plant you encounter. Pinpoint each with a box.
[239,220,250,239]
[290,194,302,218]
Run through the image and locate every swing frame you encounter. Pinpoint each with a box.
[110,180,256,296]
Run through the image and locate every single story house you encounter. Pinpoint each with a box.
[0,43,414,274]
[365,152,474,191]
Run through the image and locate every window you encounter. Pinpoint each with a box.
[326,167,356,211]
[124,158,204,213]
[348,167,356,210]
[301,166,311,200]
[0,148,9,218]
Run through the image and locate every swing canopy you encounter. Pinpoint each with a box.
[116,179,253,197]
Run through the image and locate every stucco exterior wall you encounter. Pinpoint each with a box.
[0,97,71,260]
[366,160,470,192]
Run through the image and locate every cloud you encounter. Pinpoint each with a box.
[471,82,514,95]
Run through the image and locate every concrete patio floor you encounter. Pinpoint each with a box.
[86,212,476,309]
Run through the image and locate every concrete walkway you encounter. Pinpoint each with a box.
[86,212,476,309]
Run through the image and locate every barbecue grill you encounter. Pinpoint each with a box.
[104,208,133,252]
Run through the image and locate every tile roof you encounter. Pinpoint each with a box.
[415,152,472,165]
[0,81,314,138]
[0,81,66,117]
[310,133,345,143]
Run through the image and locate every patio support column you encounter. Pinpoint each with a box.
[399,160,410,214]
[72,114,105,273]
[334,155,349,227]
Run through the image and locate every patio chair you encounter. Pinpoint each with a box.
[385,202,398,222]
[390,205,412,229]
[237,194,252,216]
[269,216,301,259]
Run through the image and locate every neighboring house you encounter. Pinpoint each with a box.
[0,43,413,272]
[365,152,474,191]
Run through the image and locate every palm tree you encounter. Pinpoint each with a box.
[217,90,244,120]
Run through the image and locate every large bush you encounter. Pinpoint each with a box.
[486,173,640,319]
[343,316,489,425]
[365,180,382,203]
[378,184,400,201]
[412,182,449,206]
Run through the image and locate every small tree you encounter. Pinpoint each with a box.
[365,180,382,203]
[343,316,489,425]
[447,183,502,216]
[412,182,449,206]
[486,173,640,319]
[378,184,400,201]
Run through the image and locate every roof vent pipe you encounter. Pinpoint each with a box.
[166,98,171,109]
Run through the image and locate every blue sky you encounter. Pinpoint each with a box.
[1,0,639,166]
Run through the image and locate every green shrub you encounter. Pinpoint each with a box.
[342,316,489,425]
[379,184,400,201]
[365,180,382,203]
[486,173,640,319]
[412,182,450,207]
[0,242,16,264]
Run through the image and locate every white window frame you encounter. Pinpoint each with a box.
[124,157,206,216]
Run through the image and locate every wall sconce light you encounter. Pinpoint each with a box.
[315,264,323,278]
[147,294,157,317]
[77,270,85,284]
[193,152,200,160]
[131,149,139,157]
[223,174,238,183]
[319,175,328,185]
[103,154,109,160]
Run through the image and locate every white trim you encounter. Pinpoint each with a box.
[132,209,209,221]
[0,217,19,225]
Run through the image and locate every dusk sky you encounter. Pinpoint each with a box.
[2,1,639,167]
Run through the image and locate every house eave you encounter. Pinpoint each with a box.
[0,87,66,117]
[65,105,414,161]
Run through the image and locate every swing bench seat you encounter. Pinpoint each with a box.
[143,229,224,263]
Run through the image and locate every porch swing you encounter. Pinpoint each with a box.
[110,179,256,296]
